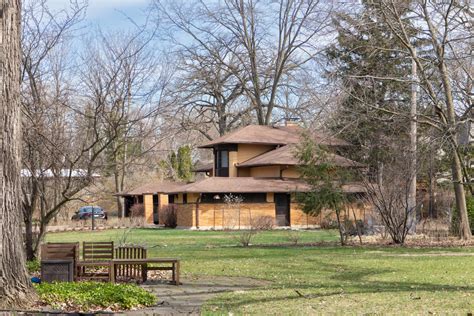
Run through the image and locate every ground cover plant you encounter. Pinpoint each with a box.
[35,282,156,311]
[46,229,474,314]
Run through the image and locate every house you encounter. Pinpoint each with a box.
[171,124,368,229]
[116,181,184,224]
[118,123,369,228]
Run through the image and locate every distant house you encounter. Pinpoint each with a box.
[118,123,369,228]
[116,181,184,224]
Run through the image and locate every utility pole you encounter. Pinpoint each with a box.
[408,52,417,232]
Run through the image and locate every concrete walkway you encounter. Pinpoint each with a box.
[123,276,271,315]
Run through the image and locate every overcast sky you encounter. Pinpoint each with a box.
[46,0,149,29]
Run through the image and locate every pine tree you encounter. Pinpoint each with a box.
[326,1,418,178]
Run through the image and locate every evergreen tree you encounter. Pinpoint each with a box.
[326,1,418,178]
[177,145,193,182]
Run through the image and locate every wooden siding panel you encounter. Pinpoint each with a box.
[237,144,275,164]
[176,202,373,228]
[281,166,300,178]
[249,166,280,177]
[143,194,154,224]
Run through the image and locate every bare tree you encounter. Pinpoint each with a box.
[20,0,88,260]
[155,0,333,130]
[375,0,472,239]
[0,0,34,308]
[81,27,169,218]
[363,142,419,244]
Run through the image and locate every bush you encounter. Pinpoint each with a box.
[35,282,156,311]
[130,203,145,217]
[27,259,40,273]
[234,230,258,247]
[161,205,177,228]
[250,216,274,230]
[286,230,301,245]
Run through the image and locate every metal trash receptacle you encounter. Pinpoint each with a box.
[41,259,74,282]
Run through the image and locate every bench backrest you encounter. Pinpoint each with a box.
[41,242,79,262]
[82,241,114,261]
[115,246,147,260]
[115,246,147,280]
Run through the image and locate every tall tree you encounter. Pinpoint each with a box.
[326,1,416,182]
[156,0,333,129]
[0,0,34,308]
[82,28,167,218]
[375,0,472,239]
[20,0,87,260]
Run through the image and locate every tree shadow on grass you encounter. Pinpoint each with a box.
[205,259,474,310]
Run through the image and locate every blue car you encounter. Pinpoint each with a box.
[71,206,107,220]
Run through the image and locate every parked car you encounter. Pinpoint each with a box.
[71,206,107,220]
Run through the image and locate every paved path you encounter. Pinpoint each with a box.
[122,276,271,315]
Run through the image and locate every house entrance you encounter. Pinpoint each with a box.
[274,193,290,226]
[153,194,159,224]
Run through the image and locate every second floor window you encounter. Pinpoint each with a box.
[216,150,229,177]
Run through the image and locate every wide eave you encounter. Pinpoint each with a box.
[168,177,366,194]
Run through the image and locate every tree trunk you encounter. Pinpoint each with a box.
[0,0,35,308]
[24,212,35,261]
[438,58,471,239]
[334,207,345,246]
[452,151,471,239]
[408,55,417,233]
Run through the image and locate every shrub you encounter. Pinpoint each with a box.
[320,219,339,230]
[161,205,177,228]
[130,203,145,217]
[234,230,258,247]
[250,216,274,230]
[35,282,156,311]
[27,259,40,273]
[286,230,301,245]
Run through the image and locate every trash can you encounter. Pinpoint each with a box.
[41,259,74,282]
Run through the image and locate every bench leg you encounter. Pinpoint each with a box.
[172,263,175,284]
[176,261,180,285]
[142,264,147,282]
[109,264,115,283]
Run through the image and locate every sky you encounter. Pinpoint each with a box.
[46,0,149,30]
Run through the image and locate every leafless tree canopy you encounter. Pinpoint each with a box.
[154,0,336,138]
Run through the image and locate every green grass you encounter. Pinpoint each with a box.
[46,229,474,314]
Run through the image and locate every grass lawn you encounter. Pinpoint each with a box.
[46,228,474,314]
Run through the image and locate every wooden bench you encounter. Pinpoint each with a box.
[114,246,147,282]
[40,242,79,282]
[76,241,114,281]
[111,258,180,285]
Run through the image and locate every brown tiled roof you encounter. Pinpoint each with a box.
[193,162,213,172]
[168,177,365,194]
[198,125,350,148]
[117,180,186,196]
[237,145,365,168]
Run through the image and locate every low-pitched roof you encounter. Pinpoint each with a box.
[117,180,185,196]
[168,177,365,194]
[236,145,365,168]
[198,125,350,148]
[193,162,213,172]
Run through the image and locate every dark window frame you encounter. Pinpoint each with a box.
[214,144,237,177]
[200,193,267,204]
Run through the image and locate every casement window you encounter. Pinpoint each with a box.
[214,144,236,177]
